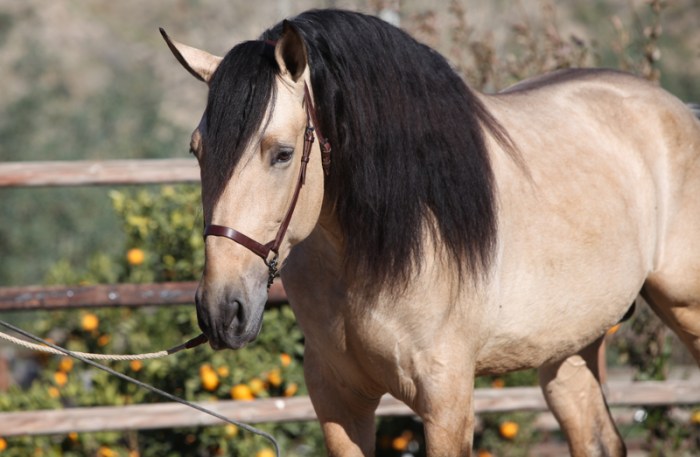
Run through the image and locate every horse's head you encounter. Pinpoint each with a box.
[162,24,327,349]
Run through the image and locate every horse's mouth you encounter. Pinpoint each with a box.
[205,315,264,350]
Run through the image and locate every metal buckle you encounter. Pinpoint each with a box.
[265,253,280,289]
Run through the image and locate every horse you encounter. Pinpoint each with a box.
[161,9,700,456]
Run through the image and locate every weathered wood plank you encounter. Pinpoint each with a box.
[0,396,318,436]
[0,159,199,188]
[1,381,698,437]
[0,282,287,311]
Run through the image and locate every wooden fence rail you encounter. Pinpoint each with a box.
[0,282,286,311]
[2,380,699,437]
[0,159,198,187]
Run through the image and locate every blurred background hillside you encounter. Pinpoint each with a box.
[0,0,698,285]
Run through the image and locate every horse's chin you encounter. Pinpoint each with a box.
[207,316,264,350]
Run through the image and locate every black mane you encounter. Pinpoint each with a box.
[206,9,508,290]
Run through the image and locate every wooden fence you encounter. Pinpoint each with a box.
[3,380,699,437]
[0,282,286,311]
[0,159,198,187]
[1,159,699,437]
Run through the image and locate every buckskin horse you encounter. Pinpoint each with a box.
[161,9,700,456]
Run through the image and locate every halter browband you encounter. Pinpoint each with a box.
[204,82,331,288]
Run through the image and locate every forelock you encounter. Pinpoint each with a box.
[201,40,278,209]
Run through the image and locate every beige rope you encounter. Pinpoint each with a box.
[0,319,278,453]
[0,329,207,361]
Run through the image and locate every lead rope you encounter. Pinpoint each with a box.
[0,326,207,360]
[0,320,281,456]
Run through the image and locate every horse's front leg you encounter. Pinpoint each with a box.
[415,367,477,456]
[304,346,380,456]
[423,402,476,456]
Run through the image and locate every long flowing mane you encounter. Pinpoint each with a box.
[205,9,511,290]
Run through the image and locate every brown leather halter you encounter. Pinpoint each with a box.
[204,83,331,288]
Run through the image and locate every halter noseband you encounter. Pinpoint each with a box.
[204,82,331,288]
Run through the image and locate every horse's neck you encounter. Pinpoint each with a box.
[283,215,346,298]
[287,211,473,312]
[316,208,344,254]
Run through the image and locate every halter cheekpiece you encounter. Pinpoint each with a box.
[204,75,331,288]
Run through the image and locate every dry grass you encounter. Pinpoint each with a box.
[404,0,668,92]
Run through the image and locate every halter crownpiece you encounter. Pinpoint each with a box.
[262,38,331,175]
[303,85,332,176]
[204,79,331,288]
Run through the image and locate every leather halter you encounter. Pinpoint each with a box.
[204,83,331,288]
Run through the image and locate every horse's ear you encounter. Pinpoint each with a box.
[274,21,308,83]
[160,28,222,83]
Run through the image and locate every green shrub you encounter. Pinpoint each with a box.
[0,185,322,456]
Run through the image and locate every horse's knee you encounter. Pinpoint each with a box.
[418,384,476,456]
[539,353,625,457]
[423,415,474,457]
[321,420,375,457]
[312,389,378,456]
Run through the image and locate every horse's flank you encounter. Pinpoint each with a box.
[477,69,697,372]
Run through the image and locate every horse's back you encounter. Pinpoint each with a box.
[493,68,700,272]
[501,69,700,278]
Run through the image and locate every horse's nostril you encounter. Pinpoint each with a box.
[222,300,244,330]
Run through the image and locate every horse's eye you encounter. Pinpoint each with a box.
[273,147,294,164]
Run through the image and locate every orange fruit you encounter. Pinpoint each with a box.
[499,420,519,439]
[97,334,110,347]
[130,360,143,372]
[477,450,494,457]
[279,353,292,367]
[284,382,298,397]
[48,387,60,398]
[691,409,700,424]
[81,313,99,332]
[391,431,413,451]
[127,248,145,266]
[255,448,275,457]
[248,377,266,396]
[216,366,230,377]
[607,323,621,335]
[97,446,117,457]
[68,432,78,442]
[53,371,68,387]
[267,368,282,387]
[231,384,254,401]
[490,378,505,388]
[224,424,239,437]
[200,367,219,391]
[58,357,73,373]
[0,438,6,451]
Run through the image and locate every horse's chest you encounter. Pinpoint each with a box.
[291,297,414,381]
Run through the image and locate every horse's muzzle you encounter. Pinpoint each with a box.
[195,289,264,350]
